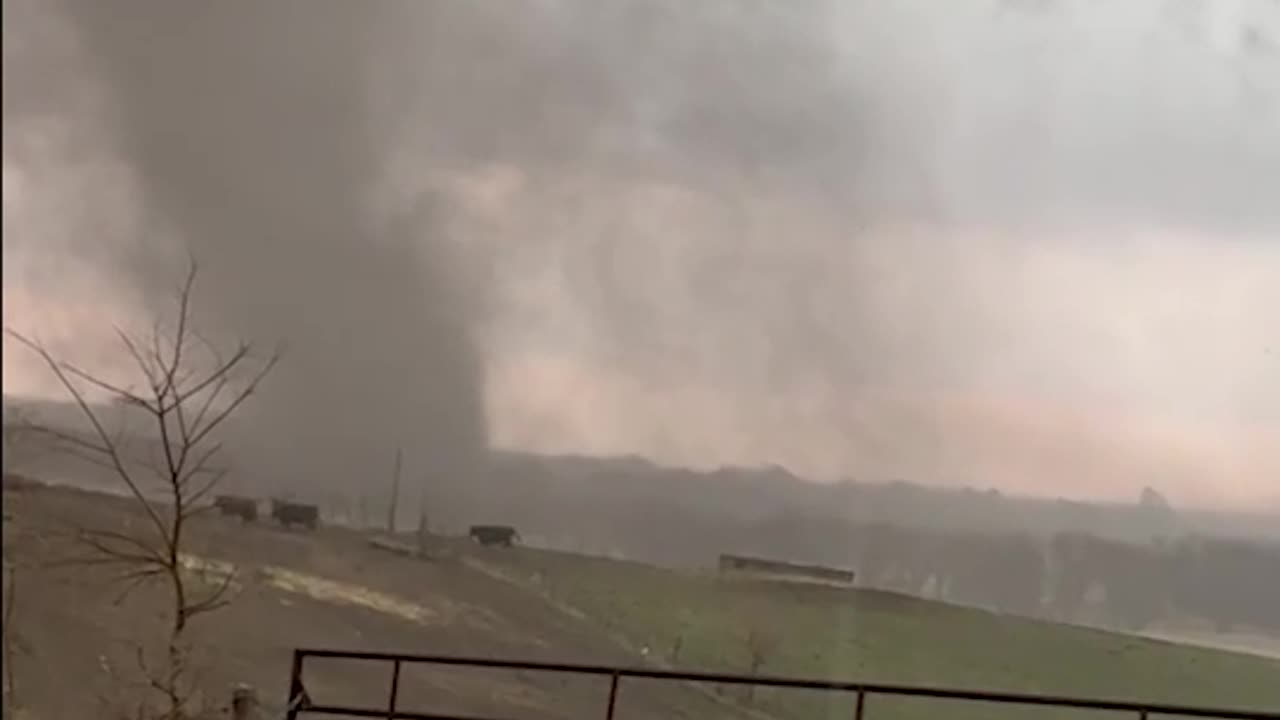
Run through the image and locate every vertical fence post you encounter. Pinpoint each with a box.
[852,688,866,720]
[387,659,402,719]
[604,671,620,720]
[1138,711,1148,720]
[285,650,305,720]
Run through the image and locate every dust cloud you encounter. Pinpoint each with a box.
[3,1,1279,506]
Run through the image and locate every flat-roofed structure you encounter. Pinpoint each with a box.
[718,553,855,585]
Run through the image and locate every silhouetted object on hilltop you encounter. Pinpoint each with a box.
[272,499,319,531]
[214,495,258,523]
[719,553,854,585]
[470,525,520,548]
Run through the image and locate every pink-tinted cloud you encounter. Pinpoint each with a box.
[485,347,1279,509]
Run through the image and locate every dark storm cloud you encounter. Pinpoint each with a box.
[3,0,1277,503]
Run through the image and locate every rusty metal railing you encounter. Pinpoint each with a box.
[284,647,1280,720]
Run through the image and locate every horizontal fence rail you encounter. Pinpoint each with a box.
[285,647,1280,720]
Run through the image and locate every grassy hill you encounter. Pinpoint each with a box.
[461,544,1280,720]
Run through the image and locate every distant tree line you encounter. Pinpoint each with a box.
[745,518,1280,635]
[437,456,1280,637]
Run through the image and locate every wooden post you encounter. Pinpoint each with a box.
[387,448,402,534]
[230,683,257,720]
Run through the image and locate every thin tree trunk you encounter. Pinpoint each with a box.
[3,562,18,714]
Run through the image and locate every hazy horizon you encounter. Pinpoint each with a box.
[4,0,1278,511]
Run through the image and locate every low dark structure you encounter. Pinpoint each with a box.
[272,499,319,531]
[718,553,854,585]
[214,494,258,522]
[469,525,519,547]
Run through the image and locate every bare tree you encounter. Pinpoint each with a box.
[5,262,278,720]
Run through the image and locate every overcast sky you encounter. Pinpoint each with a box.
[4,0,1278,509]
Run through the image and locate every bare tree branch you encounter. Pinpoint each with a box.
[116,324,164,396]
[109,567,169,608]
[4,259,278,720]
[186,352,279,450]
[184,567,238,621]
[183,469,229,513]
[73,526,169,566]
[3,330,170,545]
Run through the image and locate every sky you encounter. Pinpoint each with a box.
[3,0,1279,509]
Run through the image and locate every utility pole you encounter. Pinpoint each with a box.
[416,486,430,556]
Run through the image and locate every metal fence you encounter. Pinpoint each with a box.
[284,648,1280,720]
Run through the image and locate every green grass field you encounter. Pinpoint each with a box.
[472,546,1280,720]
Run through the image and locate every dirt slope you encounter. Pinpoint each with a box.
[2,483,756,720]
